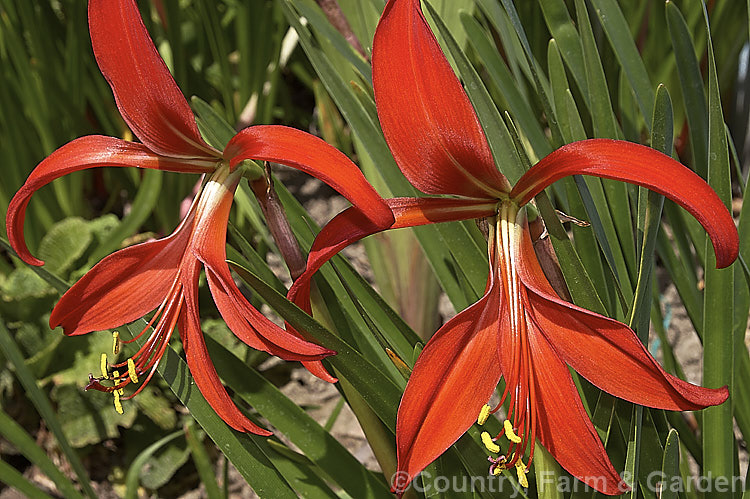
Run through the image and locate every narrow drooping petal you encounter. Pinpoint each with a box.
[372,0,510,198]
[205,268,334,361]
[7,136,215,265]
[287,197,498,311]
[225,125,394,227]
[88,0,217,158]
[525,328,625,496]
[49,217,192,335]
[516,222,728,410]
[510,139,738,267]
[394,280,503,494]
[178,267,273,436]
[189,166,334,362]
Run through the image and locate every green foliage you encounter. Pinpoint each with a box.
[1,0,748,498]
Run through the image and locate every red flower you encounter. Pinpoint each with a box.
[287,0,739,492]
[6,0,393,433]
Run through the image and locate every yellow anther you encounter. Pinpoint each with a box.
[481,431,500,453]
[112,331,120,355]
[504,420,522,443]
[515,460,528,488]
[492,466,503,476]
[113,390,123,415]
[477,404,491,425]
[112,370,124,395]
[100,354,108,378]
[127,358,139,384]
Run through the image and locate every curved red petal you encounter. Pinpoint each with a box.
[372,0,509,198]
[394,282,502,494]
[178,273,273,435]
[189,172,334,361]
[516,223,729,410]
[511,139,738,268]
[88,0,216,158]
[301,360,337,384]
[205,268,335,361]
[7,136,214,266]
[49,220,191,335]
[287,197,498,311]
[525,328,626,496]
[225,125,394,227]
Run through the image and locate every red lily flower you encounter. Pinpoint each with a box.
[287,0,739,493]
[6,0,393,433]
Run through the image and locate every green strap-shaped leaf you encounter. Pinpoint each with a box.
[623,83,673,499]
[589,0,655,129]
[665,1,709,179]
[701,4,735,496]
[538,0,588,100]
[658,429,680,499]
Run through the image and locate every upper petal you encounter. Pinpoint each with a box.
[394,280,503,493]
[372,0,510,198]
[525,325,626,496]
[7,135,215,266]
[225,125,394,228]
[510,139,738,268]
[516,222,729,410]
[88,0,217,158]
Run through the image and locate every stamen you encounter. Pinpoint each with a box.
[481,432,500,453]
[478,404,491,425]
[100,354,108,378]
[515,459,528,488]
[113,390,123,415]
[127,359,139,383]
[112,370,124,395]
[112,331,120,355]
[489,455,507,476]
[504,420,522,444]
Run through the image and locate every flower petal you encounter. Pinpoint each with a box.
[178,269,273,435]
[516,222,729,410]
[287,197,498,312]
[372,0,510,198]
[525,327,626,496]
[49,228,189,335]
[7,136,214,266]
[510,139,738,268]
[225,125,394,227]
[188,170,335,361]
[300,360,338,384]
[204,268,335,361]
[394,282,502,493]
[88,0,216,158]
